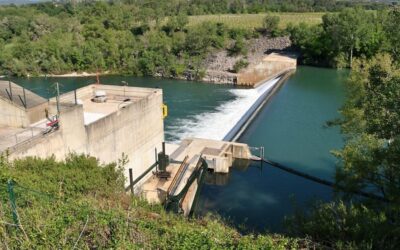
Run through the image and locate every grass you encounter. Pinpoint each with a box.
[0,155,304,249]
[188,12,325,29]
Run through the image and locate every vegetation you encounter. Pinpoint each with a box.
[232,59,249,73]
[287,54,400,249]
[262,14,280,36]
[0,2,261,77]
[188,12,324,29]
[0,154,301,249]
[287,7,400,67]
[0,1,394,77]
[131,0,391,14]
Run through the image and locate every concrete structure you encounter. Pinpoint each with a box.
[0,80,48,128]
[0,82,164,187]
[140,138,252,215]
[237,53,297,87]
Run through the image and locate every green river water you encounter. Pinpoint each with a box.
[12,66,348,233]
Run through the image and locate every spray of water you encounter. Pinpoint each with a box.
[166,78,280,144]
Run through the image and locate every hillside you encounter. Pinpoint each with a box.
[0,155,305,249]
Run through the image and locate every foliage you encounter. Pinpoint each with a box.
[0,155,298,249]
[232,59,249,73]
[188,12,325,30]
[0,2,255,77]
[286,200,399,249]
[288,7,399,68]
[228,37,248,56]
[262,14,280,36]
[286,54,400,249]
[130,0,390,15]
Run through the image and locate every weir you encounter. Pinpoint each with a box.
[136,58,297,215]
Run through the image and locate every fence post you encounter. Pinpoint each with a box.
[8,80,12,101]
[74,90,77,105]
[129,168,134,195]
[7,179,19,226]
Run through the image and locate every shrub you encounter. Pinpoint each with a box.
[262,14,280,36]
[233,59,249,72]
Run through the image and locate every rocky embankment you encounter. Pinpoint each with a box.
[201,36,292,84]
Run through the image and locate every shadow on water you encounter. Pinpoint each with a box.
[193,66,348,234]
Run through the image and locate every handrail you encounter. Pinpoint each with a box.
[124,161,158,192]
[167,155,189,195]
[178,156,205,209]
[0,94,26,111]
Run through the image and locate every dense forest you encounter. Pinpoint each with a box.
[0,1,269,77]
[0,1,397,77]
[288,7,400,67]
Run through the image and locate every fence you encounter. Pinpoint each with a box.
[0,123,53,153]
[0,80,48,109]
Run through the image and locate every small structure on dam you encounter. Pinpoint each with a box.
[237,52,297,87]
[137,138,253,216]
[0,81,164,188]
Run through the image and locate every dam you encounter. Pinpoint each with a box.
[1,53,297,216]
[130,57,296,215]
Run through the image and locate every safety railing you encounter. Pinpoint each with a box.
[0,122,57,153]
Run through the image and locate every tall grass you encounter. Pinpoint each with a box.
[188,12,324,29]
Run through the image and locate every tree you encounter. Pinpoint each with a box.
[287,54,400,249]
[335,54,400,201]
[385,7,400,61]
[262,14,280,36]
[322,8,384,67]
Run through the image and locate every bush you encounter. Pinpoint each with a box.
[228,37,248,56]
[0,155,299,249]
[232,59,249,72]
[262,14,280,36]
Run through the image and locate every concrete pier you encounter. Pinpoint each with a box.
[139,138,252,215]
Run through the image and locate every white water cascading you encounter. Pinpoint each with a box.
[167,77,281,143]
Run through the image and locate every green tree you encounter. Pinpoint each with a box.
[262,14,280,36]
[287,54,400,249]
[322,8,384,67]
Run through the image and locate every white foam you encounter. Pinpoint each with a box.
[166,78,280,143]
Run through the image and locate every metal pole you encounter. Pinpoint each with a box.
[8,80,12,101]
[129,168,134,195]
[74,90,77,105]
[56,82,60,118]
[155,148,158,171]
[7,180,19,225]
[23,88,26,108]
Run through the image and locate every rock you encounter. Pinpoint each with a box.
[202,36,292,84]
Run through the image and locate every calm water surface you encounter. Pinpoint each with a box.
[13,66,347,233]
[194,66,348,232]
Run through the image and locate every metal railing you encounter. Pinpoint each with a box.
[0,123,56,153]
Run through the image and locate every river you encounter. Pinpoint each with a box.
[12,66,348,233]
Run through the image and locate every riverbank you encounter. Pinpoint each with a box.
[41,71,110,78]
[27,36,295,87]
